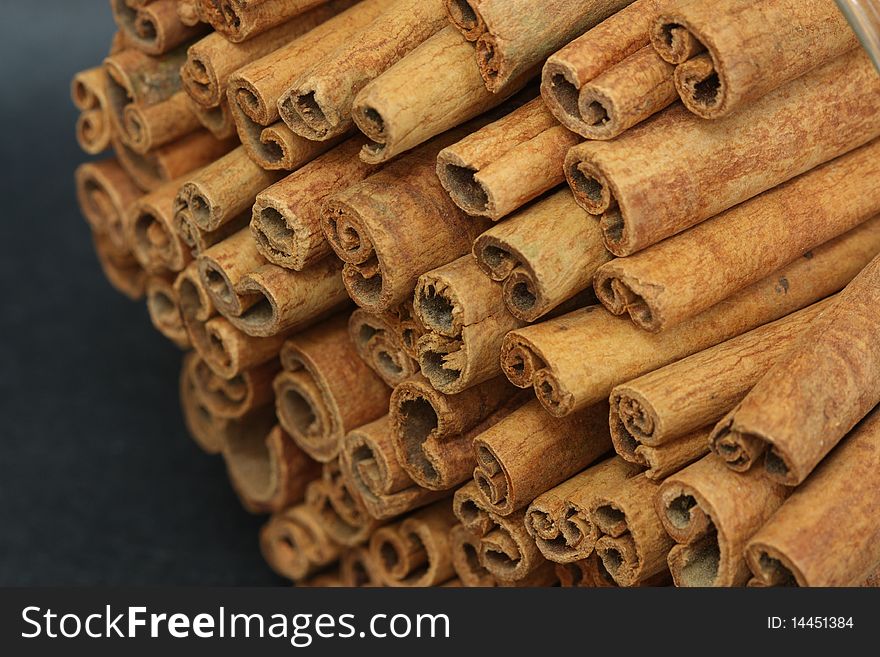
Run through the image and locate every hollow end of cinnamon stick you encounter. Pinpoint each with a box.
[91,231,148,301]
[130,193,192,273]
[745,545,801,587]
[180,353,225,454]
[709,415,768,474]
[76,109,112,155]
[146,276,190,348]
[649,15,706,65]
[274,371,340,464]
[261,505,341,582]
[348,310,419,387]
[445,0,484,41]
[436,161,492,217]
[450,525,496,587]
[564,147,617,216]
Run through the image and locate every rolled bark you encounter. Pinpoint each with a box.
[91,230,148,301]
[609,301,830,456]
[72,67,113,154]
[452,481,551,584]
[279,0,448,142]
[187,352,278,419]
[261,503,341,582]
[75,158,143,247]
[525,456,641,563]
[447,0,636,93]
[181,4,345,107]
[224,424,321,514]
[186,96,237,140]
[413,255,523,394]
[541,0,677,140]
[322,137,491,313]
[436,98,579,221]
[501,217,880,417]
[275,313,391,462]
[564,49,880,256]
[369,501,458,587]
[351,27,528,164]
[197,228,267,318]
[199,315,289,378]
[180,351,226,454]
[348,309,420,387]
[657,454,790,587]
[128,176,194,273]
[473,189,610,322]
[177,0,202,26]
[306,462,381,547]
[450,524,496,587]
[175,147,283,233]
[112,129,236,192]
[251,138,379,271]
[624,427,710,481]
[340,415,449,520]
[651,0,858,120]
[589,473,673,587]
[205,0,338,42]
[556,554,614,587]
[472,400,612,516]
[389,374,522,490]
[110,0,207,55]
[145,274,191,348]
[710,253,880,485]
[745,408,880,587]
[595,141,880,332]
[122,92,201,154]
[340,547,383,587]
[392,301,427,361]
[174,209,249,258]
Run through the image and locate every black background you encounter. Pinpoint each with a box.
[0,1,283,585]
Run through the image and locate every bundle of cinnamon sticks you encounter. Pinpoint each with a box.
[73,0,880,587]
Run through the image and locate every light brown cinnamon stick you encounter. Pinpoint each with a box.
[145,274,191,348]
[472,400,612,516]
[594,142,880,332]
[279,0,448,142]
[436,97,579,221]
[446,0,635,93]
[110,0,207,55]
[187,352,278,419]
[261,503,341,582]
[710,253,880,485]
[564,49,880,256]
[196,228,267,318]
[250,137,379,271]
[129,176,194,273]
[745,407,880,587]
[340,547,383,586]
[450,525,496,587]
[473,189,610,322]
[541,0,677,140]
[75,158,143,247]
[348,309,420,387]
[306,464,381,547]
[72,67,114,154]
[186,96,237,140]
[340,415,449,520]
[351,27,529,164]
[369,501,458,587]
[122,91,201,154]
[322,137,491,313]
[275,313,391,462]
[91,230,148,301]
[389,374,522,490]
[205,0,339,42]
[198,315,289,378]
[657,453,790,587]
[651,0,857,120]
[501,218,880,417]
[180,352,227,454]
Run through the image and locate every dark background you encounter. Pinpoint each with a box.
[0,1,283,584]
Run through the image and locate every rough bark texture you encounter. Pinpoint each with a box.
[348,309,420,387]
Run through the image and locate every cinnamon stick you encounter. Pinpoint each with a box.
[609,301,831,456]
[91,230,148,301]
[594,141,880,332]
[622,427,710,482]
[129,176,194,273]
[279,0,447,142]
[123,91,202,154]
[175,261,217,355]
[186,97,237,140]
[565,49,880,256]
[110,0,207,55]
[413,255,523,394]
[306,465,381,547]
[250,137,379,271]
[368,501,458,587]
[180,352,226,454]
[657,454,790,587]
[322,137,491,313]
[112,129,236,192]
[198,315,289,378]
[75,158,143,247]
[187,352,278,419]
[472,400,612,516]
[525,456,641,563]
[589,473,673,587]
[174,208,249,258]
[145,274,191,348]
[450,525,496,587]
[261,503,341,582]
[275,314,391,462]
[351,27,529,164]
[710,253,880,485]
[541,0,677,140]
[224,424,321,513]
[72,67,113,154]
[651,0,858,120]
[181,4,345,107]
[205,0,339,42]
[556,554,615,587]
[745,407,880,587]
[391,302,427,361]
[340,547,383,587]
[436,97,579,221]
[389,374,521,490]
[348,309,420,387]
[177,0,203,26]
[472,189,610,322]
[501,217,880,417]
[197,228,267,317]
[340,415,449,520]
[446,0,635,93]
